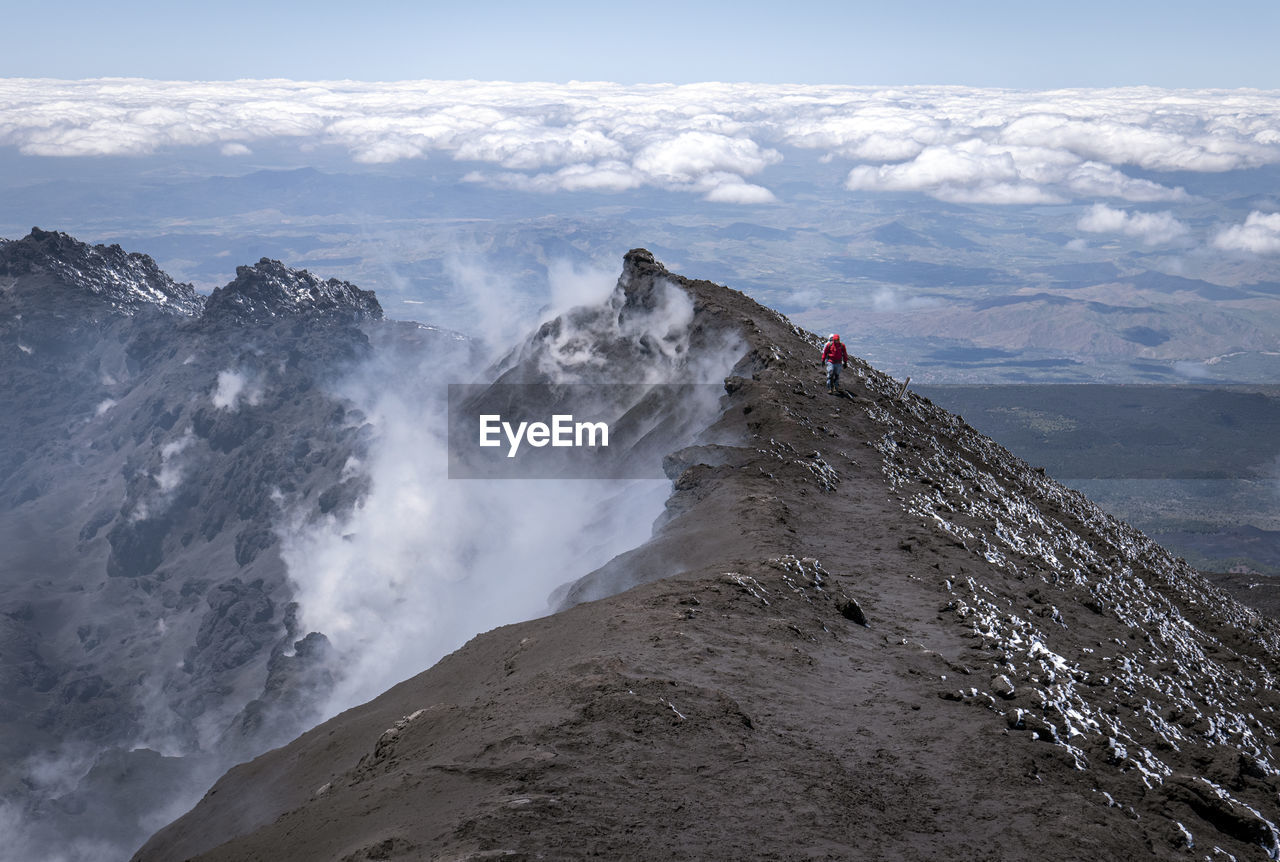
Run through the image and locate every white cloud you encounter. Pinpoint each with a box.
[469,160,644,193]
[632,131,780,182]
[211,369,262,410]
[847,141,1019,191]
[998,112,1269,173]
[155,431,194,493]
[350,138,426,164]
[696,173,777,204]
[1212,211,1280,254]
[1076,203,1190,245]
[870,287,941,312]
[844,138,1182,205]
[780,102,945,162]
[1,80,1278,206]
[453,121,626,170]
[934,181,1066,206]
[1063,161,1186,202]
[468,134,778,201]
[127,429,197,523]
[701,181,776,204]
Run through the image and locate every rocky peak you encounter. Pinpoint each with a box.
[0,227,204,317]
[202,258,382,325]
[618,247,669,313]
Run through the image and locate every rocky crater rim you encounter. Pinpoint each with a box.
[2,228,387,326]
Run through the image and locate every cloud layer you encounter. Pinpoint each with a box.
[1076,203,1190,246]
[2,80,1279,205]
[1214,211,1280,254]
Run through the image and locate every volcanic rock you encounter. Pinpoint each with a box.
[0,230,469,859]
[203,258,382,325]
[136,251,1280,861]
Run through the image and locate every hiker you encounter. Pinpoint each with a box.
[821,333,848,392]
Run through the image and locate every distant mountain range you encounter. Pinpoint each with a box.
[7,155,1280,387]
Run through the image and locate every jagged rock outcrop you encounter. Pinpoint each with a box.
[0,229,467,861]
[495,247,722,386]
[0,227,204,319]
[136,252,1280,861]
[202,258,382,325]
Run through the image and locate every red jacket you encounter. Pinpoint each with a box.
[821,340,848,365]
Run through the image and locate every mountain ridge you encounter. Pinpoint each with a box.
[135,251,1280,861]
[0,227,204,319]
[3,229,1277,860]
[203,257,383,326]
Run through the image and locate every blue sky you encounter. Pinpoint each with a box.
[4,0,1279,88]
